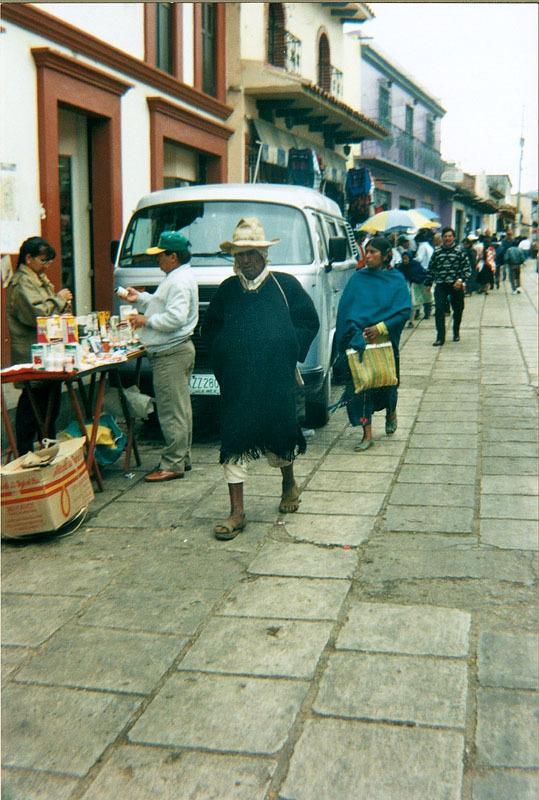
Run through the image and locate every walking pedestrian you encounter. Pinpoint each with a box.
[334,236,411,451]
[424,226,471,346]
[504,241,525,294]
[414,228,434,318]
[202,217,319,539]
[6,236,73,455]
[124,231,198,482]
[398,250,429,327]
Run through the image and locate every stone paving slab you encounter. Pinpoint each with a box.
[313,651,467,727]
[178,617,332,679]
[481,475,538,495]
[128,672,308,755]
[220,577,349,620]
[1,594,85,647]
[247,542,357,579]
[78,583,225,635]
[480,494,538,520]
[483,428,537,442]
[0,554,127,596]
[414,421,479,434]
[481,456,538,475]
[398,464,476,484]
[476,688,539,768]
[404,448,477,466]
[169,517,271,552]
[90,500,192,528]
[478,632,539,689]
[384,504,474,533]
[298,489,386,516]
[1,646,29,681]
[79,746,276,800]
[408,433,478,450]
[471,771,539,800]
[115,547,250,590]
[389,483,476,507]
[280,718,464,800]
[479,519,538,551]
[282,513,375,546]
[320,453,401,472]
[1,769,78,800]
[306,469,394,494]
[15,625,184,694]
[1,683,140,775]
[362,545,536,584]
[482,442,538,458]
[336,602,471,657]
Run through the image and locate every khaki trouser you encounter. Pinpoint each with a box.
[147,339,195,472]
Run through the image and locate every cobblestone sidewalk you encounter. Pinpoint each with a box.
[2,265,537,800]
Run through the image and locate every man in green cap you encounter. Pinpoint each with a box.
[124,231,198,481]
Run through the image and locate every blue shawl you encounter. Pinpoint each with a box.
[335,267,412,357]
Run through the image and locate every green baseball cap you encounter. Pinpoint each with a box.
[146,231,191,255]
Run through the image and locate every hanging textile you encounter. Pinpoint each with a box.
[287,148,315,187]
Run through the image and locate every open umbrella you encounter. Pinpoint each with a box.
[415,207,440,221]
[359,209,438,234]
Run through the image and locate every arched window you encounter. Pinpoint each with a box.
[268,3,285,68]
[318,34,330,92]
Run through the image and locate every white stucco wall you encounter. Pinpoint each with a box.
[38,2,145,60]
[1,23,48,248]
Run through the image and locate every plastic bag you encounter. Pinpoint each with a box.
[60,414,127,465]
[124,385,154,419]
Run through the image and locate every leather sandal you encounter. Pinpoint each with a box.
[213,514,246,540]
[354,440,374,452]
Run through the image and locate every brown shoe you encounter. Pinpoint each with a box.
[144,469,184,482]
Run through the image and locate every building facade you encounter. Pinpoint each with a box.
[356,44,455,227]
[0,1,236,363]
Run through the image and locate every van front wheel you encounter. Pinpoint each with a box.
[304,371,331,428]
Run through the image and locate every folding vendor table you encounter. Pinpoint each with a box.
[1,348,145,491]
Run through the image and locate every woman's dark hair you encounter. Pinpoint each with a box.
[366,236,393,264]
[415,227,433,244]
[17,237,56,268]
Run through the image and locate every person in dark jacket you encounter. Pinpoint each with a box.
[6,236,72,455]
[202,218,319,540]
[424,227,471,345]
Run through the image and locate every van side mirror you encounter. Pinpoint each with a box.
[325,236,348,271]
[110,240,120,264]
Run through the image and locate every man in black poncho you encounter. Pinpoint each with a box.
[202,217,319,540]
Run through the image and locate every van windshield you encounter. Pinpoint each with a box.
[118,200,314,267]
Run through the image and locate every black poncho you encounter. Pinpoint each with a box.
[202,272,319,464]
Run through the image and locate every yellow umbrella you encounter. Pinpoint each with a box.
[359,209,438,234]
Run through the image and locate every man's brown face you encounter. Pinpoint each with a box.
[156,250,180,274]
[235,249,265,280]
[442,231,455,248]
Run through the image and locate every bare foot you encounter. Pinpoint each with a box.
[279,485,300,513]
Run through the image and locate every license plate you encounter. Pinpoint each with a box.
[189,373,220,395]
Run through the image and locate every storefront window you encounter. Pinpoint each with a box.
[58,155,75,300]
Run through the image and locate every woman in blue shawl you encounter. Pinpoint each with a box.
[335,236,411,451]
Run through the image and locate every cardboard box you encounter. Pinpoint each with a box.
[1,438,94,538]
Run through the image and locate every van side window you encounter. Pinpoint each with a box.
[336,221,352,259]
[314,214,328,262]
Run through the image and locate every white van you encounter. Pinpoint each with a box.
[113,183,357,427]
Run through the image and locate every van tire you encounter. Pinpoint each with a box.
[304,371,331,428]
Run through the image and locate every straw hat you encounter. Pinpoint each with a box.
[220,218,280,252]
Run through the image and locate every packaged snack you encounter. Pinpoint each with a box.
[31,343,47,370]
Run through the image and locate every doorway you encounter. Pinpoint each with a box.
[57,108,93,315]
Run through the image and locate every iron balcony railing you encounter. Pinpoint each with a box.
[361,121,445,181]
[318,63,344,98]
[268,26,302,75]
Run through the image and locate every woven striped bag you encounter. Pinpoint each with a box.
[346,343,397,394]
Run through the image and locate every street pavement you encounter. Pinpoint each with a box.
[2,263,538,800]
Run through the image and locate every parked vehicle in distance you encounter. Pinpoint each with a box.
[113,183,357,427]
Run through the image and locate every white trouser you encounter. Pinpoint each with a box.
[223,453,292,484]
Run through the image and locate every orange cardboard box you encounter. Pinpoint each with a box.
[1,438,94,538]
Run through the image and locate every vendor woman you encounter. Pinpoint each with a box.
[6,236,72,454]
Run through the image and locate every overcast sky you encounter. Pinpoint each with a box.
[355,2,538,195]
